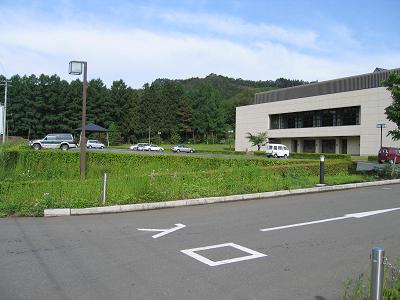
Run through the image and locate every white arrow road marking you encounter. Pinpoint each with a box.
[260,207,400,232]
[137,223,186,238]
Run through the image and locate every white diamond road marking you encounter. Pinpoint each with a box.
[180,242,267,267]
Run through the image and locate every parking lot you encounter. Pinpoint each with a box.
[1,184,400,299]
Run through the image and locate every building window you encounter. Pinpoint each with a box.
[303,112,313,127]
[287,113,296,128]
[343,107,360,125]
[270,115,279,129]
[322,110,336,127]
[269,106,360,129]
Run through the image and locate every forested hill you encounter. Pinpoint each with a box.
[156,73,306,100]
[0,73,306,144]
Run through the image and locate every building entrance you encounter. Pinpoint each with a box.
[303,140,316,153]
[341,139,348,154]
[322,139,336,153]
[292,140,298,152]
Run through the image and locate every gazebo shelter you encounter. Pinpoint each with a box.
[76,123,109,147]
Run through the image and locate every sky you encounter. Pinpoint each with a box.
[0,0,399,88]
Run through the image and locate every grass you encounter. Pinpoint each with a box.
[342,257,400,299]
[0,170,370,217]
[0,145,372,217]
[351,156,369,161]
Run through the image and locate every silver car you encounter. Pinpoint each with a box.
[172,145,195,153]
[143,144,164,151]
[129,143,149,151]
[29,133,77,151]
[87,140,105,149]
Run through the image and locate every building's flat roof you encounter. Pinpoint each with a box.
[255,68,400,104]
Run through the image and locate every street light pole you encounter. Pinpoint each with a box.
[69,61,88,179]
[1,80,11,144]
[376,123,387,150]
[80,62,88,179]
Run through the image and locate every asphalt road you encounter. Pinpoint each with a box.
[1,184,400,300]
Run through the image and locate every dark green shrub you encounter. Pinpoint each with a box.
[1,149,341,181]
[290,152,351,160]
[195,149,247,155]
[253,151,351,160]
[253,151,265,156]
[375,165,400,179]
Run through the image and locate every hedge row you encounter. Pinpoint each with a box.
[267,161,353,176]
[253,151,351,160]
[0,150,353,181]
[0,150,312,180]
[195,149,247,155]
[290,152,351,160]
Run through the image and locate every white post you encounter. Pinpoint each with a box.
[2,81,8,144]
[370,247,385,300]
[102,173,107,206]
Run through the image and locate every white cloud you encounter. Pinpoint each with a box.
[0,9,399,88]
[160,11,320,49]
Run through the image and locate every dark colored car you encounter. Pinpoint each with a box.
[378,147,400,164]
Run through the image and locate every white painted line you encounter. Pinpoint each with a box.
[260,207,400,232]
[137,223,186,238]
[180,242,267,266]
[382,187,392,190]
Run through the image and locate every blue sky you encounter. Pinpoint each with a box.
[0,0,399,87]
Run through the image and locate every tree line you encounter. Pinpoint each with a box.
[0,73,306,144]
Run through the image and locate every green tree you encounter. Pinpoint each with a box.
[87,79,108,127]
[120,88,140,143]
[383,72,400,140]
[246,132,268,151]
[177,97,193,141]
[170,131,181,144]
[108,122,123,145]
[190,84,227,143]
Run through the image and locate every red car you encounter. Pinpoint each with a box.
[378,147,400,164]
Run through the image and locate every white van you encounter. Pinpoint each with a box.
[265,143,290,158]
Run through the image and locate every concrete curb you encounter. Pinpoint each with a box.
[44,179,400,217]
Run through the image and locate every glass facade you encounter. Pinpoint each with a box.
[270,106,360,129]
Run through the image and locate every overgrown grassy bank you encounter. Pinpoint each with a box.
[0,149,365,217]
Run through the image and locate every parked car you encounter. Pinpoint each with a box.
[87,139,105,149]
[172,145,196,153]
[378,147,400,164]
[29,133,77,151]
[143,144,164,151]
[129,143,149,151]
[265,143,290,158]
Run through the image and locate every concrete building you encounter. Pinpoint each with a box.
[235,68,400,156]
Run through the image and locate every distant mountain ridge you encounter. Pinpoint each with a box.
[154,73,307,102]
